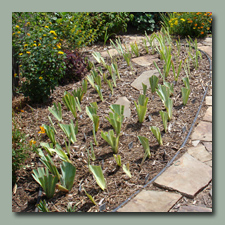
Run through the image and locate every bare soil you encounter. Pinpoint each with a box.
[12,34,212,212]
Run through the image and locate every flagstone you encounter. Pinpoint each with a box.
[203,142,212,152]
[100,49,119,58]
[131,55,159,67]
[204,160,212,167]
[198,46,212,57]
[203,107,212,122]
[154,153,212,198]
[114,97,131,118]
[187,144,212,163]
[131,69,159,91]
[191,121,212,142]
[206,96,212,106]
[192,140,200,147]
[178,205,212,212]
[117,190,182,212]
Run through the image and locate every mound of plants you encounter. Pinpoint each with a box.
[12,25,211,212]
[161,12,212,38]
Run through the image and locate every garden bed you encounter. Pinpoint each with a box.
[12,35,211,212]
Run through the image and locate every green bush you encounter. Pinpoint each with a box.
[162,12,212,38]
[12,12,100,103]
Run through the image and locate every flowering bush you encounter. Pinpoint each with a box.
[12,18,67,103]
[165,12,212,38]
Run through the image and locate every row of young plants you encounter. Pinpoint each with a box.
[30,27,203,211]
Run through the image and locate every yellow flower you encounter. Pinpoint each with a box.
[39,37,42,40]
[43,34,47,36]
[16,25,19,28]
[56,43,61,49]
[26,51,31,54]
[180,18,185,22]
[45,26,49,28]
[39,76,43,79]
[34,41,36,43]
[12,33,15,35]
[29,140,36,146]
[14,73,17,77]
[24,44,28,47]
[33,44,37,47]
[207,27,210,30]
[58,51,64,54]
[53,37,57,39]
[19,65,22,67]
[25,22,30,26]
[27,33,30,36]
[49,30,57,36]
[20,110,24,113]
[38,126,45,134]
[49,22,52,25]
[19,53,23,56]
[17,31,21,34]
[38,43,41,46]
[174,20,178,25]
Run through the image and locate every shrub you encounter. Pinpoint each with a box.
[162,12,212,38]
[59,49,88,85]
[82,12,133,42]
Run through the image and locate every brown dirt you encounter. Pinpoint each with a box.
[12,34,212,212]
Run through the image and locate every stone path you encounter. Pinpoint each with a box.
[100,35,212,212]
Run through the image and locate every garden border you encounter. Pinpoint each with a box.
[33,46,212,213]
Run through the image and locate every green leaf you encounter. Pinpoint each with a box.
[150,126,163,146]
[122,163,132,178]
[159,111,168,132]
[88,165,106,191]
[60,161,76,191]
[165,98,173,121]
[101,130,119,153]
[149,75,159,93]
[181,87,191,106]
[48,102,62,122]
[138,136,151,159]
[113,154,121,167]
[83,186,97,205]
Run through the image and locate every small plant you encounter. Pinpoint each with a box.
[171,59,182,82]
[181,87,191,106]
[110,38,124,56]
[57,161,76,192]
[94,84,104,102]
[134,94,149,123]
[142,38,149,54]
[149,75,159,94]
[58,119,78,144]
[122,163,131,178]
[142,83,147,96]
[153,61,165,81]
[42,124,56,146]
[101,130,120,154]
[130,41,140,57]
[106,104,124,136]
[63,92,81,119]
[54,144,71,163]
[163,81,174,96]
[165,98,173,121]
[66,202,77,212]
[88,165,106,191]
[159,111,168,132]
[156,84,170,106]
[138,136,151,165]
[113,154,122,167]
[37,199,50,212]
[92,51,107,68]
[150,126,163,146]
[83,186,97,205]
[111,61,121,79]
[182,76,190,90]
[87,141,96,164]
[32,167,58,199]
[107,79,114,95]
[145,31,156,54]
[38,148,61,180]
[48,102,62,122]
[72,83,87,103]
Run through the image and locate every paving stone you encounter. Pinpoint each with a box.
[192,140,200,147]
[191,121,212,142]
[203,107,212,122]
[154,153,212,198]
[100,49,119,58]
[203,142,212,152]
[114,97,131,118]
[178,205,212,212]
[117,190,182,212]
[131,69,159,91]
[198,46,212,57]
[204,160,212,167]
[187,144,212,163]
[131,55,159,67]
[206,96,212,106]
